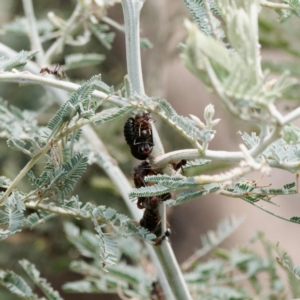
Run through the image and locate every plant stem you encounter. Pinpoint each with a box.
[26,201,90,219]
[0,145,49,204]
[260,0,294,10]
[43,2,83,65]
[22,0,44,65]
[121,0,192,298]
[121,0,145,95]
[0,71,124,107]
[102,16,125,32]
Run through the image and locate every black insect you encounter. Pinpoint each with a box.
[154,228,171,246]
[40,64,65,80]
[150,281,165,300]
[124,112,154,160]
[134,112,152,139]
[172,159,187,172]
[134,161,155,209]
[133,162,171,209]
[129,139,153,160]
[140,203,161,237]
[124,117,135,145]
[0,186,7,193]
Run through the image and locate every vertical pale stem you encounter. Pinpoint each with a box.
[121,0,145,94]
[22,0,44,65]
[121,0,192,299]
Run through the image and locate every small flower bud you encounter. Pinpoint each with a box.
[189,114,206,129]
[210,118,221,127]
[204,104,215,123]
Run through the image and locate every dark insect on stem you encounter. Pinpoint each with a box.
[124,112,154,160]
[133,162,171,209]
[0,186,8,193]
[133,161,153,188]
[154,228,171,246]
[134,161,154,209]
[140,203,161,237]
[134,112,152,138]
[172,159,187,172]
[124,117,135,145]
[129,140,153,160]
[40,64,65,80]
[150,281,165,300]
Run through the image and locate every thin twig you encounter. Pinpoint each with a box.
[26,201,90,219]
[0,71,125,107]
[43,2,83,65]
[260,0,294,10]
[102,16,125,32]
[22,0,44,65]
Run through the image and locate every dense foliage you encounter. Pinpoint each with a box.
[1,0,300,299]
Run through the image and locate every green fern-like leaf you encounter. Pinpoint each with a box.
[183,0,223,38]
[129,183,175,198]
[0,98,40,139]
[88,22,115,49]
[124,222,156,241]
[276,243,300,285]
[183,159,211,169]
[64,53,105,70]
[0,193,25,241]
[241,132,259,149]
[200,215,244,257]
[144,174,184,183]
[92,217,119,266]
[27,170,49,189]
[26,211,54,229]
[152,97,215,142]
[94,105,134,125]
[64,222,101,259]
[289,216,300,224]
[3,16,53,35]
[0,50,38,71]
[171,189,207,206]
[58,153,88,198]
[47,75,102,136]
[0,270,39,300]
[19,259,64,300]
[7,138,33,156]
[153,98,177,119]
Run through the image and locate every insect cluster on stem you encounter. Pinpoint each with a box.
[124,112,188,246]
[133,161,171,240]
[124,112,171,245]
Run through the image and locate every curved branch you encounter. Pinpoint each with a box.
[0,71,125,107]
[260,0,294,10]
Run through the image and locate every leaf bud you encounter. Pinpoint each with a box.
[204,104,215,123]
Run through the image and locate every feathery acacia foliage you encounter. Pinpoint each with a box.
[0,50,38,71]
[1,0,300,299]
[0,193,25,241]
